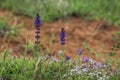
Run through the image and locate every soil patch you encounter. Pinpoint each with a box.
[0,10,120,63]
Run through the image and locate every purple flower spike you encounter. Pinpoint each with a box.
[66,56,71,61]
[34,13,42,27]
[34,13,42,45]
[78,48,83,55]
[84,57,89,63]
[60,28,66,45]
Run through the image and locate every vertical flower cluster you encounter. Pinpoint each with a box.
[34,13,42,45]
[60,28,66,45]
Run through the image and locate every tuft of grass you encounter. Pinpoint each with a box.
[0,16,19,38]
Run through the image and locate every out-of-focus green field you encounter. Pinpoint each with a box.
[0,0,120,25]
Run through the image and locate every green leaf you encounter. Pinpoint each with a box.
[109,52,116,57]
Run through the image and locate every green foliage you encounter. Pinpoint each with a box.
[109,52,117,57]
[0,53,35,80]
[0,16,19,38]
[0,0,72,21]
[0,48,119,80]
[0,0,119,25]
[0,0,120,25]
[71,0,120,25]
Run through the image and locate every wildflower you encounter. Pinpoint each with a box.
[88,73,94,77]
[52,57,59,62]
[82,68,89,72]
[73,66,80,71]
[58,50,63,55]
[34,13,42,27]
[92,64,98,70]
[89,58,96,64]
[60,28,66,45]
[77,71,82,75]
[96,62,102,69]
[77,48,83,55]
[98,77,103,80]
[84,57,89,63]
[65,56,71,61]
[63,74,67,77]
[34,13,42,44]
[82,63,88,68]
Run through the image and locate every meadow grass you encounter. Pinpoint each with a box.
[0,0,120,25]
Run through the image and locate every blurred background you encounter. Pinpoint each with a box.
[0,0,120,25]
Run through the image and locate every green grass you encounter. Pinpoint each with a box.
[0,47,120,80]
[0,51,35,80]
[0,0,120,25]
[0,16,19,38]
[71,0,120,26]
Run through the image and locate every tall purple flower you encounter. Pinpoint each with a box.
[78,48,83,55]
[34,13,42,44]
[60,28,66,45]
[84,57,89,63]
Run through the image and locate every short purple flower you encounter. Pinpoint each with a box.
[84,57,89,63]
[66,56,71,61]
[34,13,42,27]
[78,48,83,55]
[60,28,66,45]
